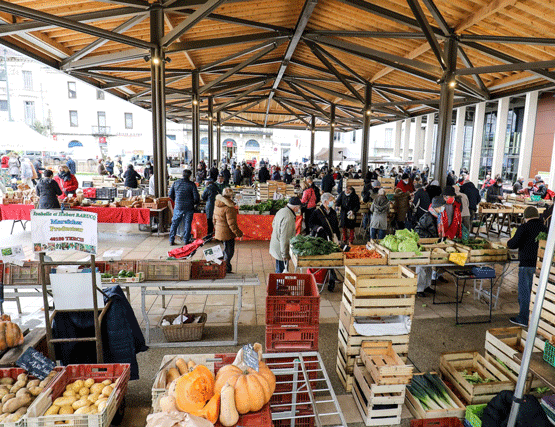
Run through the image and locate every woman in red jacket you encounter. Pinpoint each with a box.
[54,165,78,198]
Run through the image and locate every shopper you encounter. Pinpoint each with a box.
[221,165,231,186]
[258,162,270,183]
[486,177,504,203]
[54,165,78,197]
[33,158,44,183]
[105,157,114,176]
[513,177,524,194]
[454,184,471,232]
[169,169,200,246]
[209,161,219,181]
[196,162,207,184]
[507,206,547,327]
[321,170,335,193]
[214,188,243,273]
[301,181,317,232]
[426,179,442,201]
[20,158,35,189]
[396,173,414,193]
[232,164,242,185]
[460,174,481,220]
[412,182,431,224]
[36,170,62,209]
[123,164,142,188]
[393,187,410,230]
[8,153,20,180]
[440,186,463,239]
[270,197,301,274]
[534,179,548,199]
[271,166,281,181]
[336,185,360,244]
[143,161,153,180]
[97,159,108,176]
[66,156,76,175]
[369,188,389,240]
[283,168,293,184]
[202,178,221,236]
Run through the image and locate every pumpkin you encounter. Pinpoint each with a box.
[198,392,220,424]
[174,364,215,414]
[214,362,276,414]
[0,321,24,351]
[219,382,239,427]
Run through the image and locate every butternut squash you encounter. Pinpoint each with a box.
[219,382,239,427]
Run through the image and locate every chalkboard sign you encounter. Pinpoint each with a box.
[242,344,259,372]
[16,348,56,380]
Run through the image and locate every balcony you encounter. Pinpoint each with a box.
[91,125,112,136]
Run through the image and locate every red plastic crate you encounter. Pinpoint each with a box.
[411,418,464,427]
[82,188,97,198]
[266,273,319,327]
[214,403,272,427]
[273,408,315,427]
[191,260,227,280]
[265,325,319,352]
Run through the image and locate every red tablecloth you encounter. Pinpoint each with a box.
[0,204,150,224]
[192,212,303,241]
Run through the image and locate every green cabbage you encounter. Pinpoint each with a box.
[398,239,421,254]
[395,229,419,242]
[382,235,399,252]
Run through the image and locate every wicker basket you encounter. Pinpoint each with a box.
[160,306,207,342]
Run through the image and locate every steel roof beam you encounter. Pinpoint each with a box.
[0,0,154,50]
[289,59,360,83]
[276,98,323,117]
[456,46,490,99]
[172,8,290,32]
[373,83,440,94]
[406,0,446,69]
[285,81,331,119]
[222,99,265,123]
[199,39,280,72]
[304,30,427,38]
[0,37,59,68]
[285,80,336,104]
[264,0,319,127]
[373,88,409,116]
[94,0,150,8]
[274,99,310,126]
[203,57,282,73]
[420,0,452,36]
[207,76,268,94]
[456,59,555,75]
[62,48,147,70]
[214,81,267,112]
[459,35,555,45]
[286,78,360,103]
[305,43,368,84]
[166,31,287,53]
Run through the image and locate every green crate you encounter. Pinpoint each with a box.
[465,404,487,427]
[543,340,555,368]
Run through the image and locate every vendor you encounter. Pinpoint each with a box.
[270,197,301,274]
[507,206,547,327]
[54,165,78,198]
[36,169,62,209]
[123,164,142,189]
[486,177,504,203]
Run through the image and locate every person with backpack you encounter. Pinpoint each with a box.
[301,181,317,232]
[306,177,321,204]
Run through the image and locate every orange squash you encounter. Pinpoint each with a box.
[174,364,215,414]
[198,392,220,424]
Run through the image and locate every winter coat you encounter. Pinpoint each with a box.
[534,184,548,199]
[269,206,297,261]
[196,168,206,184]
[1,155,8,169]
[460,181,481,212]
[321,173,335,193]
[258,167,270,183]
[393,190,410,222]
[97,163,107,176]
[486,184,503,203]
[369,195,389,230]
[66,158,76,175]
[336,190,361,229]
[54,173,78,196]
[482,390,550,427]
[202,182,220,219]
[412,188,430,222]
[283,173,293,184]
[214,195,243,242]
[33,160,44,179]
[426,184,442,201]
[507,218,547,267]
[415,211,439,238]
[233,168,242,184]
[446,174,456,186]
[222,168,231,184]
[105,161,114,175]
[301,188,317,209]
[20,161,33,179]
[362,183,374,203]
[36,177,62,209]
[271,171,281,181]
[8,158,20,176]
[209,167,219,181]
[309,206,341,241]
[455,189,470,217]
[513,181,523,194]
[396,180,414,193]
[169,178,199,211]
[123,167,141,188]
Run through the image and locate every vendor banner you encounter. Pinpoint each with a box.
[31,209,98,254]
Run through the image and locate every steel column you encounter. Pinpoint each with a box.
[433,37,457,187]
[208,96,214,165]
[310,115,316,165]
[469,102,485,183]
[517,91,539,180]
[192,70,200,174]
[216,111,222,165]
[150,5,167,198]
[329,104,335,168]
[361,84,371,176]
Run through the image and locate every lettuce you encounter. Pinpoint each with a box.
[395,229,419,242]
[398,239,421,254]
[382,235,399,252]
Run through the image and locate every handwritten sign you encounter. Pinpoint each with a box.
[242,344,259,372]
[16,348,56,380]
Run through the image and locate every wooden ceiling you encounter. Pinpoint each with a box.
[1,0,555,130]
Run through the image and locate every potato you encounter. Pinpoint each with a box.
[63,389,76,397]
[87,393,101,404]
[71,398,90,410]
[3,394,32,413]
[89,407,99,415]
[0,378,14,386]
[15,388,30,398]
[101,386,113,397]
[16,374,28,384]
[78,387,90,397]
[0,413,9,422]
[2,394,15,404]
[84,379,95,388]
[27,379,40,389]
[45,405,60,415]
[29,386,43,397]
[59,405,74,415]
[72,380,84,392]
[74,406,91,415]
[90,383,104,394]
[8,407,27,422]
[97,400,107,412]
[10,380,26,394]
[166,368,180,387]
[0,388,9,399]
[53,396,77,407]
[101,380,112,386]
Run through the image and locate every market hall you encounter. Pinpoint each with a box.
[3,0,555,426]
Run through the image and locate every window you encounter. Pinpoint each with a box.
[22,71,32,90]
[67,82,76,99]
[69,110,78,127]
[23,101,35,126]
[384,128,393,148]
[97,111,106,127]
[503,106,524,183]
[479,108,497,180]
[96,90,104,100]
[124,112,133,129]
[0,100,7,111]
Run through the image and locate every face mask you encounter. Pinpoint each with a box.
[346,192,351,196]
[328,201,334,208]
[404,180,409,184]
[445,197,455,204]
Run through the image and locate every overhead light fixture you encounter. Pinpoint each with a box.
[449,80,456,88]
[208,116,212,121]
[152,57,161,65]
[193,99,198,105]
[366,109,372,116]
[331,122,335,127]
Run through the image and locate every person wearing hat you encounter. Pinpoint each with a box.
[507,206,548,327]
[414,196,446,296]
[533,179,548,199]
[169,169,200,246]
[513,177,524,194]
[426,179,442,200]
[270,197,302,274]
[216,173,229,192]
[202,177,221,236]
[393,187,411,230]
[214,188,243,273]
[396,172,414,193]
[336,185,361,244]
[412,182,431,225]
[486,177,504,203]
[439,186,462,240]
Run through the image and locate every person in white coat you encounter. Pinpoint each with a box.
[20,158,35,188]
[269,197,301,273]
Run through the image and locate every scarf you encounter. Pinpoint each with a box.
[58,171,71,182]
[439,201,462,239]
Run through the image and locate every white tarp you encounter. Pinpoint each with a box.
[314,146,358,162]
[0,120,62,151]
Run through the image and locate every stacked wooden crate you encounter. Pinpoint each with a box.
[378,177,395,194]
[343,178,364,194]
[337,265,416,392]
[532,240,555,341]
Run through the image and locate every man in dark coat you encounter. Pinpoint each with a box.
[460,175,481,219]
[258,163,270,183]
[426,179,442,200]
[123,164,142,188]
[233,165,242,185]
[202,178,221,236]
[321,170,335,193]
[36,170,62,209]
[221,164,231,185]
[412,182,431,224]
[486,177,504,203]
[169,169,200,245]
[336,186,360,244]
[209,161,219,181]
[66,157,76,175]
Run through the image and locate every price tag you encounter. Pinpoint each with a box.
[16,348,56,380]
[242,344,259,372]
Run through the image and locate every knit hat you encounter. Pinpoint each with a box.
[523,206,539,220]
[442,186,456,197]
[288,197,302,206]
[528,181,534,187]
[431,196,446,208]
[431,180,440,186]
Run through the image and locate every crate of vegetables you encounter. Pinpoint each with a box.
[344,245,386,265]
[289,235,343,267]
[452,239,508,263]
[373,230,431,265]
[439,351,514,405]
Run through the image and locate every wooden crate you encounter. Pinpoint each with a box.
[290,250,344,267]
[336,353,354,392]
[537,240,555,282]
[372,242,431,265]
[137,260,191,281]
[405,373,466,419]
[360,341,413,385]
[344,265,417,297]
[352,361,405,426]
[341,288,415,324]
[453,241,508,263]
[439,351,515,405]
[530,276,555,341]
[344,246,387,266]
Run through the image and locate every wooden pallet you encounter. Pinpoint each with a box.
[360,341,413,385]
[439,351,515,405]
[290,250,344,268]
[405,373,466,419]
[371,242,431,265]
[352,361,404,426]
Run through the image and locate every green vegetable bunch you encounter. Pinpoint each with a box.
[407,373,459,410]
[536,232,548,242]
[290,235,341,256]
[239,205,255,211]
[255,201,273,212]
[380,229,421,254]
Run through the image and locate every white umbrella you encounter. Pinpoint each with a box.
[0,120,61,151]
[314,146,358,161]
